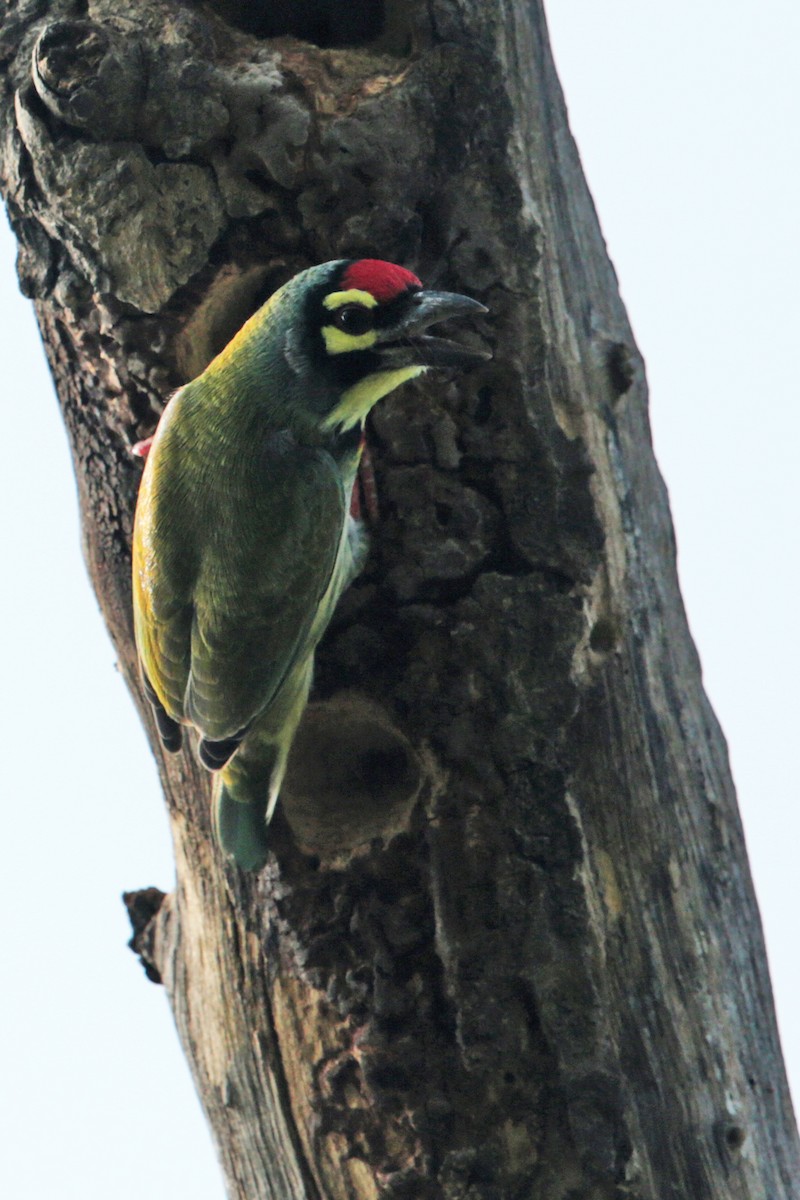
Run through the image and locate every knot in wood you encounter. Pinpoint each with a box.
[34,21,109,98]
[32,20,144,136]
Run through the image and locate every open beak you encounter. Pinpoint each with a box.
[375,290,491,369]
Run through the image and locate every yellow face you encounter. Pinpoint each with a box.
[317,286,427,433]
[321,288,379,355]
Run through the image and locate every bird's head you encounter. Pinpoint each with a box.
[233,258,490,437]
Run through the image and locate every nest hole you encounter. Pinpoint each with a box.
[174,262,287,381]
[282,693,424,858]
[207,0,386,48]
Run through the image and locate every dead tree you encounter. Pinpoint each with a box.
[2,1,797,1196]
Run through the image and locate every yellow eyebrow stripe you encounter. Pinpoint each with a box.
[323,289,378,310]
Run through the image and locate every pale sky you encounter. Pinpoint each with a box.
[1,3,797,1195]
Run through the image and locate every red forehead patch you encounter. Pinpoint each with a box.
[342,260,422,303]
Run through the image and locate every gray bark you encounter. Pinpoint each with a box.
[1,1,797,1196]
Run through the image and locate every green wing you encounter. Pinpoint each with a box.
[133,398,348,746]
[184,436,347,742]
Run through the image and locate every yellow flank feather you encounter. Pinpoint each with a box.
[323,289,378,310]
[131,450,178,715]
[131,466,165,704]
[322,366,425,433]
[322,325,378,355]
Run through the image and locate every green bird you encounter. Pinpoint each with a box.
[132,258,488,870]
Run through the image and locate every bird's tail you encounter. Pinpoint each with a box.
[213,778,271,872]
[212,742,284,872]
[210,658,314,870]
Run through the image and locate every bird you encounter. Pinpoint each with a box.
[132,258,488,870]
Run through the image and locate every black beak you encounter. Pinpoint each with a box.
[375,290,491,369]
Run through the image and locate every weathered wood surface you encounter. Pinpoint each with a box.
[2,1,797,1196]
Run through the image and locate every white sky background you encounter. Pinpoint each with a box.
[0,3,797,1196]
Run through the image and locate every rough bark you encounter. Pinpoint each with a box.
[2,1,797,1197]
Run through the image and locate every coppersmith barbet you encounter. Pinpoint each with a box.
[132,259,487,870]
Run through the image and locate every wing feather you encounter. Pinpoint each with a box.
[184,439,347,741]
[133,392,351,747]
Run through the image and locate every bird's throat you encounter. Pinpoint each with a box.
[322,366,425,434]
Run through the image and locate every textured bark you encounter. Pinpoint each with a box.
[2,1,797,1197]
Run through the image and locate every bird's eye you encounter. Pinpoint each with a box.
[332,304,374,336]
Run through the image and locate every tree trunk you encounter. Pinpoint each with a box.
[2,1,796,1196]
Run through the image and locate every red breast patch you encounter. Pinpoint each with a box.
[342,259,422,303]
